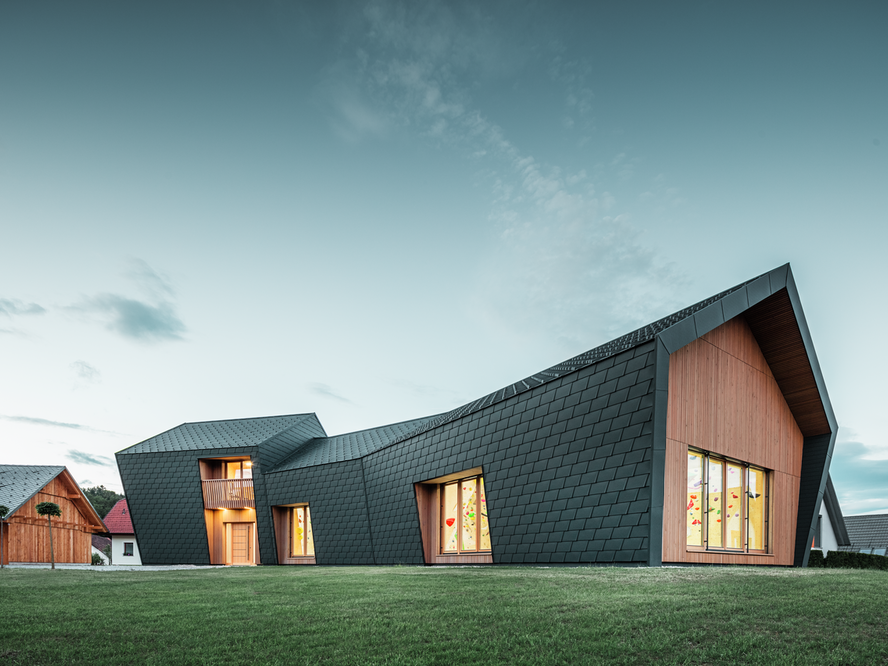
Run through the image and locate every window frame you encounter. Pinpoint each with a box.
[123,542,134,557]
[438,475,491,556]
[288,504,314,559]
[686,448,770,555]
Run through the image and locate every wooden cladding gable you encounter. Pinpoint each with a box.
[662,315,805,566]
[2,475,104,563]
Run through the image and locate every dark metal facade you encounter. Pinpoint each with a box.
[117,264,837,567]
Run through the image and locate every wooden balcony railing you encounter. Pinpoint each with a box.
[202,479,255,509]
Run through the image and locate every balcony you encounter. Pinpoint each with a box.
[202,479,255,509]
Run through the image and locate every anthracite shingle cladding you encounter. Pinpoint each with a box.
[265,460,376,565]
[118,343,657,566]
[362,342,656,565]
[117,264,837,568]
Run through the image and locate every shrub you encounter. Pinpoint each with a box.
[822,550,888,570]
[808,549,825,567]
[91,552,105,566]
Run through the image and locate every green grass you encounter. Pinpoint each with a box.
[1,566,886,665]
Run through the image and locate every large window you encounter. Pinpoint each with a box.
[289,505,314,558]
[441,476,490,554]
[687,449,768,553]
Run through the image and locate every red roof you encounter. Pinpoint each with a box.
[104,499,134,534]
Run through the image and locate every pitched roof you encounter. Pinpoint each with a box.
[843,514,888,550]
[103,499,134,534]
[271,416,441,472]
[117,413,322,455]
[0,465,66,516]
[390,263,834,447]
[92,535,111,551]
[389,272,757,446]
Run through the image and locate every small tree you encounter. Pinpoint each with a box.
[35,502,62,570]
[0,505,8,569]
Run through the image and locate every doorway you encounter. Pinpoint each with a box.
[229,523,254,565]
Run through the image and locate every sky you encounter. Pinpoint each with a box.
[1,1,886,516]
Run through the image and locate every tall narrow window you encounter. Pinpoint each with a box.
[441,475,490,554]
[686,449,769,553]
[687,451,703,547]
[747,467,767,551]
[290,506,314,558]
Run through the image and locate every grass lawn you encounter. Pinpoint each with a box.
[0,566,886,665]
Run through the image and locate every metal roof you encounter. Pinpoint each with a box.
[271,416,440,471]
[387,275,754,446]
[0,465,66,516]
[117,413,319,455]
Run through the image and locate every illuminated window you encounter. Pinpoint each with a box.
[441,476,490,554]
[225,460,253,479]
[686,449,768,553]
[124,542,134,556]
[289,505,314,558]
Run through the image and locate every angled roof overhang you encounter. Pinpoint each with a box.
[656,264,836,438]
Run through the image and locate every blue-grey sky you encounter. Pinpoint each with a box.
[2,1,886,515]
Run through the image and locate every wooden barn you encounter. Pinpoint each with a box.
[0,465,106,564]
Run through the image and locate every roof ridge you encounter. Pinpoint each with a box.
[117,413,320,456]
[180,412,315,426]
[268,414,442,473]
[324,414,447,439]
[386,267,776,447]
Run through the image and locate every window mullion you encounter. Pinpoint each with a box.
[703,454,709,550]
[475,478,481,552]
[743,466,748,553]
[456,483,462,554]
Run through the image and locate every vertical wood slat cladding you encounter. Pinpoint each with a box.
[6,476,99,563]
[663,316,804,566]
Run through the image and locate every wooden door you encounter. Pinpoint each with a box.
[230,523,253,564]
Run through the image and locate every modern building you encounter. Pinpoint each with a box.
[104,499,142,565]
[117,264,837,567]
[0,465,106,565]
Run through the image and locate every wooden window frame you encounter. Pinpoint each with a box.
[415,468,493,564]
[288,505,314,559]
[687,448,770,555]
[123,542,134,557]
[439,476,491,556]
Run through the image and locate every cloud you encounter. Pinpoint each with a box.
[829,438,888,515]
[315,75,390,142]
[0,298,45,317]
[0,414,119,435]
[71,294,185,342]
[71,360,100,383]
[126,258,175,299]
[67,260,186,343]
[66,450,114,467]
[2,415,85,429]
[323,2,687,349]
[308,383,354,404]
